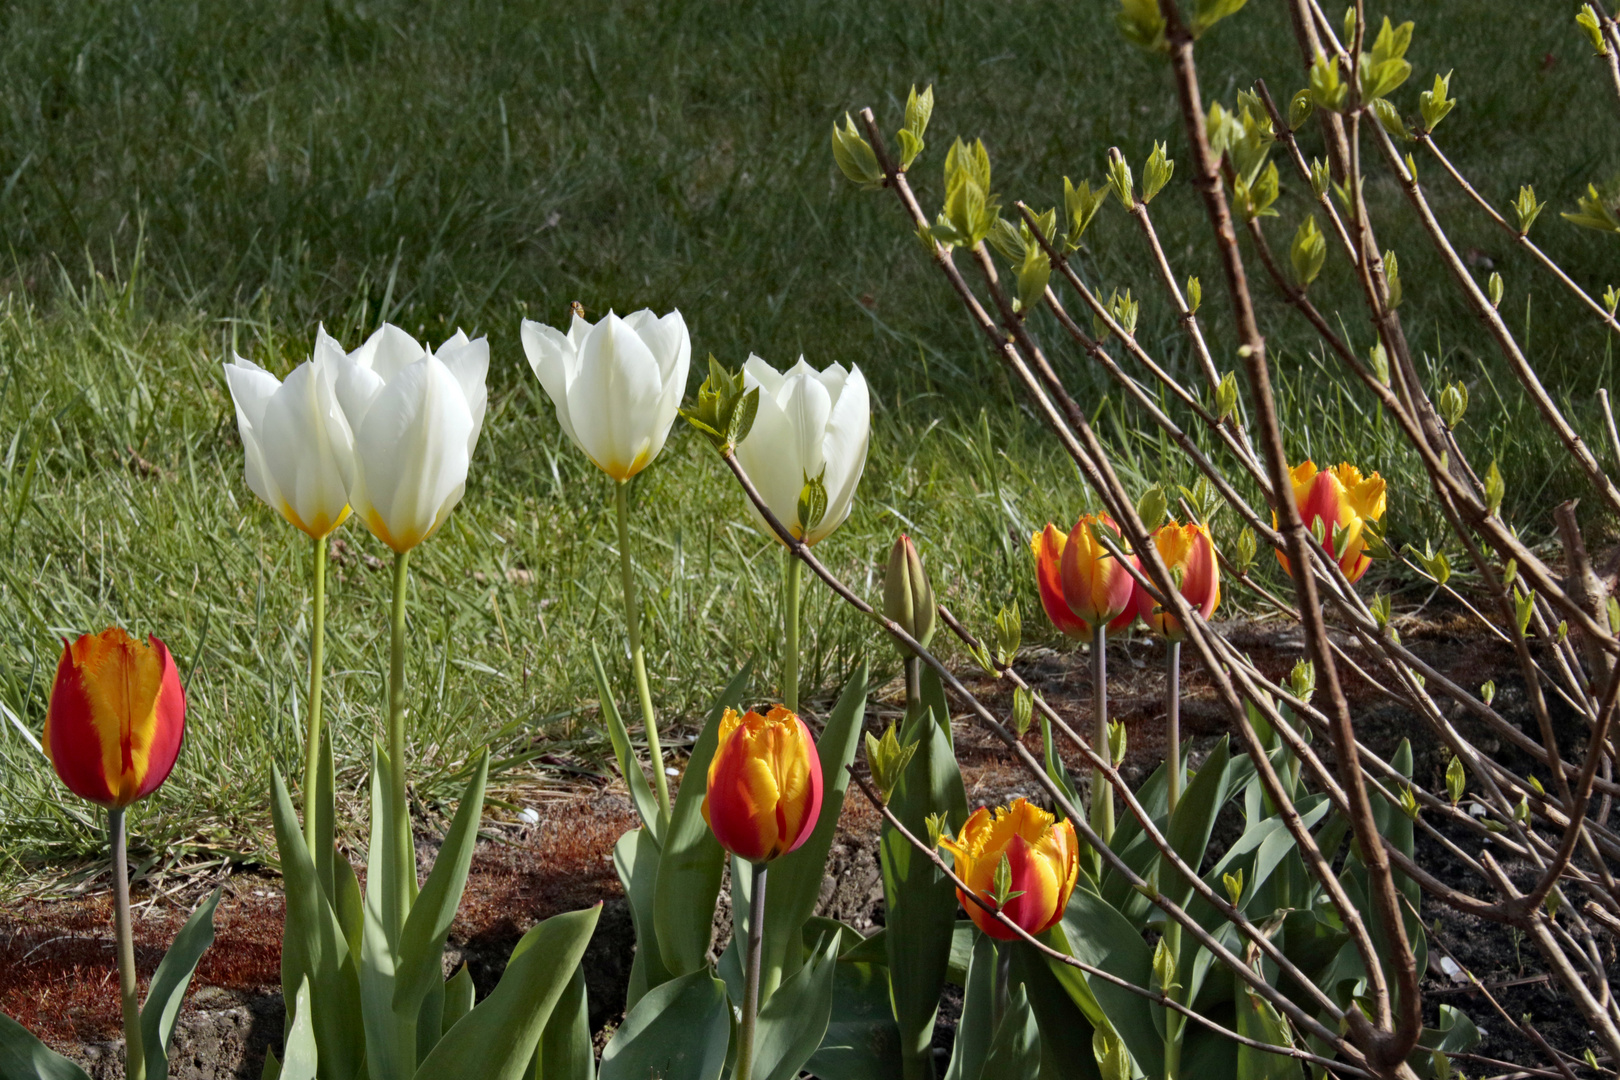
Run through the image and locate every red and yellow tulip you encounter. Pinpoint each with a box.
[1134,520,1220,640]
[1278,461,1387,584]
[1031,516,1136,638]
[702,705,823,863]
[940,798,1079,940]
[43,628,186,809]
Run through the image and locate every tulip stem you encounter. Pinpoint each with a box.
[1166,640,1182,814]
[302,532,328,858]
[109,807,147,1080]
[388,549,414,924]
[904,655,921,714]
[782,550,802,713]
[1089,623,1114,849]
[735,862,768,1080]
[616,479,671,819]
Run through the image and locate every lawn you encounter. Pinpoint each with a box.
[0,0,1615,878]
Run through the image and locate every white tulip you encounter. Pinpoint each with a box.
[222,328,355,539]
[520,308,691,481]
[329,323,489,553]
[735,355,870,546]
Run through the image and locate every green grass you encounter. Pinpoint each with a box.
[0,0,1616,876]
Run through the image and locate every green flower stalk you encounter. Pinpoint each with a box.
[617,478,672,818]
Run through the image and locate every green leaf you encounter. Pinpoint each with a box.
[261,1049,282,1080]
[1010,941,1103,1080]
[360,745,416,1080]
[1290,217,1326,287]
[739,660,869,998]
[591,644,662,841]
[418,906,601,1080]
[140,886,222,1080]
[534,965,593,1080]
[281,977,320,1080]
[270,765,364,1080]
[443,966,475,1036]
[394,750,489,1018]
[1161,737,1234,907]
[333,855,364,968]
[0,1011,93,1080]
[1234,987,1295,1080]
[615,827,673,1012]
[753,932,840,1080]
[884,665,970,1071]
[1053,885,1163,1077]
[944,932,996,1080]
[315,730,337,905]
[655,661,752,975]
[598,970,730,1080]
[1419,71,1456,131]
[980,983,1041,1077]
[804,961,903,1080]
[831,113,885,189]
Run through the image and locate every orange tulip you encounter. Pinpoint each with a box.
[44,628,186,809]
[702,706,823,863]
[1277,461,1387,584]
[1134,520,1220,640]
[1031,517,1136,638]
[939,798,1079,940]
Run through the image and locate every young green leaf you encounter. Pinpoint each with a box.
[1291,215,1327,287]
[1577,4,1609,55]
[1487,271,1503,309]
[1116,0,1168,50]
[1484,461,1504,515]
[1562,183,1620,234]
[1512,185,1544,234]
[1288,88,1314,130]
[1141,141,1174,203]
[831,113,885,189]
[1419,71,1457,132]
[1107,154,1136,210]
[1446,755,1466,805]
[1186,275,1202,315]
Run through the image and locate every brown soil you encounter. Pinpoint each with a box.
[3,619,1614,1077]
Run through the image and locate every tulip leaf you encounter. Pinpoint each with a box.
[943,931,995,1080]
[281,977,320,1080]
[737,658,868,997]
[803,960,904,1080]
[946,919,976,986]
[615,827,674,1012]
[980,983,1042,1079]
[416,905,601,1080]
[442,966,475,1036]
[361,747,416,1080]
[393,749,489,1018]
[415,971,446,1064]
[751,931,840,1080]
[1010,938,1104,1080]
[654,659,753,976]
[0,1010,93,1080]
[269,766,365,1080]
[882,665,969,1073]
[315,729,337,905]
[1053,883,1163,1078]
[1161,736,1233,909]
[261,1049,281,1080]
[1234,986,1297,1080]
[598,969,730,1080]
[140,885,222,1080]
[533,964,593,1080]
[590,643,663,842]
[333,855,365,967]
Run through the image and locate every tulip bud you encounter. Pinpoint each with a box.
[702,706,823,863]
[939,798,1079,940]
[864,722,918,802]
[883,535,936,656]
[44,628,186,809]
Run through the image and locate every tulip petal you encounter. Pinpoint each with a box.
[434,334,490,457]
[1032,525,1088,638]
[736,365,808,540]
[351,323,427,383]
[521,318,584,448]
[813,364,870,545]
[569,314,665,479]
[223,357,282,512]
[259,361,354,538]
